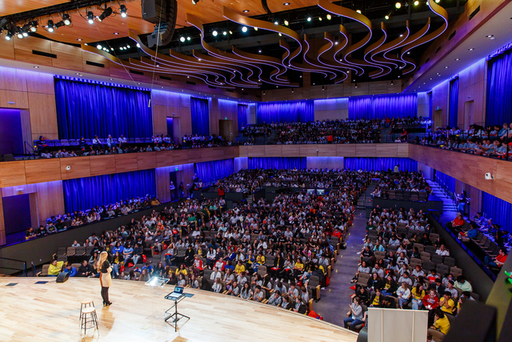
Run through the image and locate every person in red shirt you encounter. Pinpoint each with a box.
[218,186,225,198]
[327,135,333,143]
[193,254,204,274]
[447,212,466,232]
[484,248,508,268]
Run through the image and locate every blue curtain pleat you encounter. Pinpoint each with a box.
[486,49,512,127]
[54,78,152,139]
[63,170,156,213]
[482,192,512,233]
[428,92,433,119]
[449,78,459,128]
[348,94,417,120]
[191,98,210,136]
[248,157,306,170]
[237,104,248,131]
[256,100,314,124]
[194,159,234,187]
[344,158,418,171]
[434,171,456,193]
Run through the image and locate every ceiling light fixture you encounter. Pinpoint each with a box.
[114,32,119,35]
[455,58,460,61]
[120,5,127,18]
[284,2,290,5]
[414,0,419,6]
[356,10,362,14]
[385,15,390,20]
[468,48,474,51]
[326,14,332,20]
[395,2,402,9]
[192,0,198,5]
[87,11,94,24]
[254,27,258,31]
[212,30,218,36]
[47,20,55,32]
[62,14,71,26]
[258,49,262,53]
[274,21,279,25]
[98,7,113,21]
[307,17,312,22]
[243,9,249,13]
[187,36,191,40]
[55,21,65,28]
[77,38,82,41]
[96,44,102,49]
[241,26,248,33]
[318,17,323,21]
[435,0,440,3]
[180,36,185,42]
[29,21,38,32]
[284,20,289,26]
[223,31,227,35]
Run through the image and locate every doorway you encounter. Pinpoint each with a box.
[219,119,234,141]
[166,117,174,141]
[433,110,443,129]
[3,194,36,244]
[0,108,24,155]
[464,101,474,129]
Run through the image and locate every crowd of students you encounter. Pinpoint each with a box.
[370,170,432,199]
[348,207,475,340]
[25,196,161,241]
[35,134,233,159]
[415,122,512,158]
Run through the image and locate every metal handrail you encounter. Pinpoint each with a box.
[0,256,27,276]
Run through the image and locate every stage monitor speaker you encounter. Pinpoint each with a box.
[56,272,69,283]
[444,300,496,342]
[141,0,177,47]
[357,327,368,342]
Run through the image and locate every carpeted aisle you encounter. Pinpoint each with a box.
[315,209,367,326]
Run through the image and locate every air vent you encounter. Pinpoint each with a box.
[159,75,172,81]
[208,86,217,89]
[435,46,441,54]
[186,81,196,85]
[448,31,456,41]
[32,50,56,59]
[85,61,104,68]
[469,6,480,21]
[226,89,234,93]
[129,70,144,75]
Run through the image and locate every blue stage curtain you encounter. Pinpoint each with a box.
[195,159,234,187]
[248,157,306,170]
[348,94,417,120]
[344,158,418,171]
[482,192,512,233]
[434,171,456,193]
[191,98,210,135]
[428,91,433,119]
[256,100,313,124]
[486,49,512,127]
[54,77,152,139]
[238,104,248,131]
[63,170,156,213]
[449,78,459,128]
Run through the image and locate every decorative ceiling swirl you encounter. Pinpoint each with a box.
[80,0,448,89]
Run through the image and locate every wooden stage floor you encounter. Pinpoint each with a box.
[0,278,358,342]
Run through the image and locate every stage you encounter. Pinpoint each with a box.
[0,277,358,342]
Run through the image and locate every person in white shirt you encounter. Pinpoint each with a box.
[436,245,450,256]
[210,267,222,281]
[212,278,223,293]
[397,282,411,309]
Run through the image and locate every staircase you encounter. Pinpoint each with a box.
[427,180,458,213]
[356,182,377,209]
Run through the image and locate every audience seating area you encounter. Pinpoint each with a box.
[370,171,432,201]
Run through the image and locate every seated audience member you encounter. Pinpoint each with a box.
[411,284,426,310]
[396,282,411,309]
[484,248,508,269]
[439,291,456,315]
[25,227,37,240]
[454,276,473,293]
[447,213,466,232]
[369,288,384,307]
[77,260,94,277]
[64,263,77,277]
[268,290,282,306]
[428,308,451,341]
[293,297,307,314]
[48,259,64,276]
[344,297,364,331]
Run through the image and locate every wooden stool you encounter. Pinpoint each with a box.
[79,299,94,321]
[80,306,98,334]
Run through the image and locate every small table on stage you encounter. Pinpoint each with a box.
[164,291,190,332]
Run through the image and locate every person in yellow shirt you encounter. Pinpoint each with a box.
[428,308,450,341]
[235,260,246,275]
[175,264,188,277]
[293,258,304,278]
[439,292,455,315]
[411,284,426,310]
[48,259,64,276]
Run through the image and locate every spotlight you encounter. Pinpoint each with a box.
[274,21,279,25]
[223,31,227,36]
[243,9,249,13]
[284,20,289,26]
[120,5,127,18]
[258,49,262,53]
[47,20,54,32]
[307,17,312,22]
[17,29,23,39]
[98,7,113,21]
[284,2,290,5]
[326,14,332,20]
[435,0,440,3]
[55,21,65,28]
[318,17,323,21]
[322,85,325,91]
[414,0,420,6]
[62,14,71,25]
[21,24,31,36]
[395,2,402,9]
[192,0,198,4]
[5,32,12,40]
[356,10,362,14]
[87,11,94,24]
[278,33,282,37]
[136,43,140,47]
[229,30,233,34]
[254,27,258,31]
[30,21,38,32]
[97,44,102,49]
[180,36,185,42]
[385,15,390,20]
[241,26,248,33]
[212,30,218,36]
[187,36,191,40]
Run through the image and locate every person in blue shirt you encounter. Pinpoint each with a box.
[141,262,154,276]
[112,242,124,255]
[64,264,77,277]
[123,244,134,260]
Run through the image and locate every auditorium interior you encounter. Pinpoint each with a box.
[1,0,512,341]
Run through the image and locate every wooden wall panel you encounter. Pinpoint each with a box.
[28,93,58,141]
[0,195,4,245]
[355,145,376,157]
[25,159,61,184]
[36,181,65,224]
[265,145,283,157]
[115,154,139,173]
[376,144,398,157]
[248,146,265,157]
[397,144,409,158]
[59,157,91,180]
[156,151,174,168]
[25,72,55,95]
[137,152,157,170]
[336,144,356,157]
[0,90,29,109]
[238,146,248,157]
[90,155,116,176]
[0,67,27,92]
[172,150,190,165]
[0,161,26,187]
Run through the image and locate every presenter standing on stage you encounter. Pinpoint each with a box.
[97,251,113,307]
